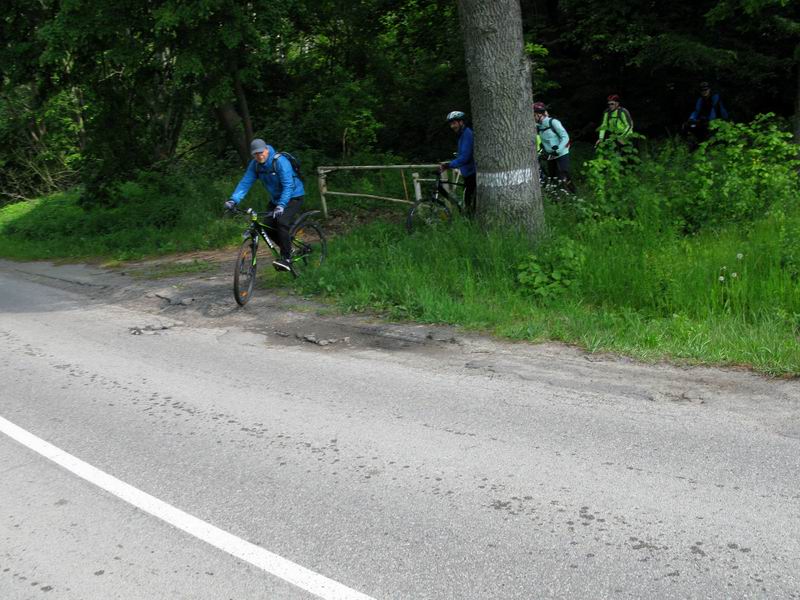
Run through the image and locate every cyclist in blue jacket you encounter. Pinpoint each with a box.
[439,111,476,216]
[686,81,729,143]
[224,138,305,272]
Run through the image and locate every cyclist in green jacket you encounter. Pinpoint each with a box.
[596,94,634,148]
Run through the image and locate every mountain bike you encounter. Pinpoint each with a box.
[405,171,466,233]
[227,207,327,306]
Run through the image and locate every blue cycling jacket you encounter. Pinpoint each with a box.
[690,94,728,122]
[448,127,476,177]
[229,145,305,207]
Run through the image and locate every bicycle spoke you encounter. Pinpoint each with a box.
[290,222,327,275]
[407,201,451,233]
[233,241,257,306]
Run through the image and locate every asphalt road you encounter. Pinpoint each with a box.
[1,259,799,599]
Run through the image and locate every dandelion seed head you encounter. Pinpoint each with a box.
[719,275,725,282]
[732,272,738,278]
[736,253,743,260]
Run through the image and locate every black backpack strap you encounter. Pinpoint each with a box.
[550,118,565,142]
[269,152,283,176]
[270,152,303,181]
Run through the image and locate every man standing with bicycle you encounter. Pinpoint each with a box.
[224,139,305,272]
[440,111,476,217]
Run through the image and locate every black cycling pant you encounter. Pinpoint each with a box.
[265,196,303,259]
[547,154,575,192]
[547,154,571,180]
[464,173,477,217]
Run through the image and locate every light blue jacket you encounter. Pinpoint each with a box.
[230,145,305,207]
[448,127,476,177]
[536,117,570,158]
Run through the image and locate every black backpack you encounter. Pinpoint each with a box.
[270,151,304,181]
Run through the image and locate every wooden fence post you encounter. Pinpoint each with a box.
[412,172,422,202]
[317,168,328,218]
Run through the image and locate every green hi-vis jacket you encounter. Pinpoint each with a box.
[598,107,634,141]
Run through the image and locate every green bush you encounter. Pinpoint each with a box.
[0,167,241,259]
[681,114,800,230]
[517,236,585,302]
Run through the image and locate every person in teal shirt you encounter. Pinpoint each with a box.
[534,102,574,193]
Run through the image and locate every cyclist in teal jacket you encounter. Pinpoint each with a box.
[225,139,305,272]
[534,102,574,193]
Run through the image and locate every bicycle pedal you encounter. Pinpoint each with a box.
[272,259,293,272]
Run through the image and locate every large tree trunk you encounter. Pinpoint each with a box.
[457,0,544,237]
[234,72,254,144]
[214,103,250,166]
[72,87,87,151]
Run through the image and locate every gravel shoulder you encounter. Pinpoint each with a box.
[2,254,797,433]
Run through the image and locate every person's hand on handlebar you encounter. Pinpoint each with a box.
[439,162,450,173]
[224,199,236,212]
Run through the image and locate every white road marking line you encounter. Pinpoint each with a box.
[0,415,377,600]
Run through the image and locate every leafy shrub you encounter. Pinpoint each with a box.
[517,237,585,302]
[580,134,644,221]
[679,114,800,230]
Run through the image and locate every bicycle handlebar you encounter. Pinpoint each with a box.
[225,206,275,219]
[433,171,465,187]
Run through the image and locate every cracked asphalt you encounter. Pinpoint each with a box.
[1,257,799,599]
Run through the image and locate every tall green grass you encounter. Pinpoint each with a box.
[293,213,800,375]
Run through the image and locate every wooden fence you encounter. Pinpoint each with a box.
[316,164,445,218]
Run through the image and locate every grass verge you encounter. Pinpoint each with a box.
[292,217,800,377]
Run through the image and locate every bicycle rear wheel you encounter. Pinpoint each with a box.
[406,200,451,234]
[233,240,257,306]
[290,221,327,276]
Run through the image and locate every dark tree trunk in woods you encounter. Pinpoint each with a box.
[72,87,86,151]
[457,0,544,237]
[214,103,249,166]
[152,103,186,162]
[794,50,800,144]
[234,73,254,144]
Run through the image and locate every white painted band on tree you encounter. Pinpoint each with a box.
[477,168,534,187]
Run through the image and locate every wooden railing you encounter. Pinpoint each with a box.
[316,164,443,218]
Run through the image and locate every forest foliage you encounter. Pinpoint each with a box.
[1,0,798,205]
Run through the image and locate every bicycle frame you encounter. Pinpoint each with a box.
[432,172,466,212]
[242,212,281,257]
[233,207,324,269]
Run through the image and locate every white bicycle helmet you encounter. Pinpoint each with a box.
[446,111,466,122]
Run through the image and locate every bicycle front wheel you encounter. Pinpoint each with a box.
[290,221,327,276]
[233,240,257,306]
[406,200,451,234]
